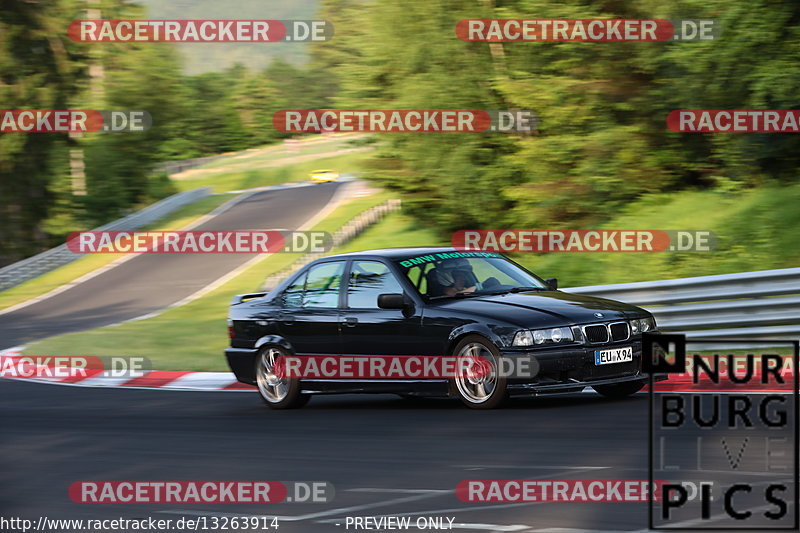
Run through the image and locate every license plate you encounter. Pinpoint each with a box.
[594,346,633,365]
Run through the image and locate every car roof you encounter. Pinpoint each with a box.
[311,247,492,260]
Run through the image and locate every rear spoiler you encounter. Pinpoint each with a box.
[231,292,268,305]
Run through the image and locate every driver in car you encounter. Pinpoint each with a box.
[436,259,478,296]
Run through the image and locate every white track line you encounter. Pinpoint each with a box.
[164,372,237,390]
[109,180,357,326]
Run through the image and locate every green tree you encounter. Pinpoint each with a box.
[0,0,86,263]
[320,0,800,234]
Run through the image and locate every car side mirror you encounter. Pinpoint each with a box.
[544,278,558,290]
[377,293,407,310]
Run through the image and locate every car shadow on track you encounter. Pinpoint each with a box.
[266,392,648,411]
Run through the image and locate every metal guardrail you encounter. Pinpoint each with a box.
[565,267,800,342]
[260,198,402,291]
[0,187,211,292]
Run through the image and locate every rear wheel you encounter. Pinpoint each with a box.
[451,335,508,409]
[592,380,645,399]
[255,346,309,409]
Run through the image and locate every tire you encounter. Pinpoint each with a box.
[450,335,508,409]
[592,380,645,399]
[255,346,310,409]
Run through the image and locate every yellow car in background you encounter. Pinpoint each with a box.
[309,169,339,183]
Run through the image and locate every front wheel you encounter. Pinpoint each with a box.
[451,335,508,409]
[592,380,645,399]
[255,346,309,409]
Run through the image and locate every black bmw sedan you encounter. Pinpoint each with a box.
[225,248,661,409]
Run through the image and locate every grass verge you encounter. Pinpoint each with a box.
[336,212,447,253]
[510,184,800,286]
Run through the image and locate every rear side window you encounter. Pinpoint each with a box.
[283,261,345,308]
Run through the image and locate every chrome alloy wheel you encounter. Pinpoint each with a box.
[256,347,289,403]
[454,342,499,404]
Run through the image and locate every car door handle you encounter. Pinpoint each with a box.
[281,317,296,325]
[342,317,358,327]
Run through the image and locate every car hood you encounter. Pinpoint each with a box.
[436,290,644,327]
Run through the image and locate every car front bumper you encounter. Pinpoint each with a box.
[500,339,667,396]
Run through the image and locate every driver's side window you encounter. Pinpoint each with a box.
[346,261,403,309]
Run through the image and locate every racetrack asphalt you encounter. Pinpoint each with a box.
[0,182,342,350]
[0,379,658,532]
[4,380,789,532]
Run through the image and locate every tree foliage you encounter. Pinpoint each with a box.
[0,0,335,265]
[323,0,800,232]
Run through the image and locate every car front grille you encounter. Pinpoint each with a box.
[610,322,630,341]
[584,325,609,343]
[582,321,630,344]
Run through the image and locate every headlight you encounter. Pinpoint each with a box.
[512,330,534,346]
[630,316,657,334]
[514,327,573,346]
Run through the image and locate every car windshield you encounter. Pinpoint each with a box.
[394,252,548,299]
